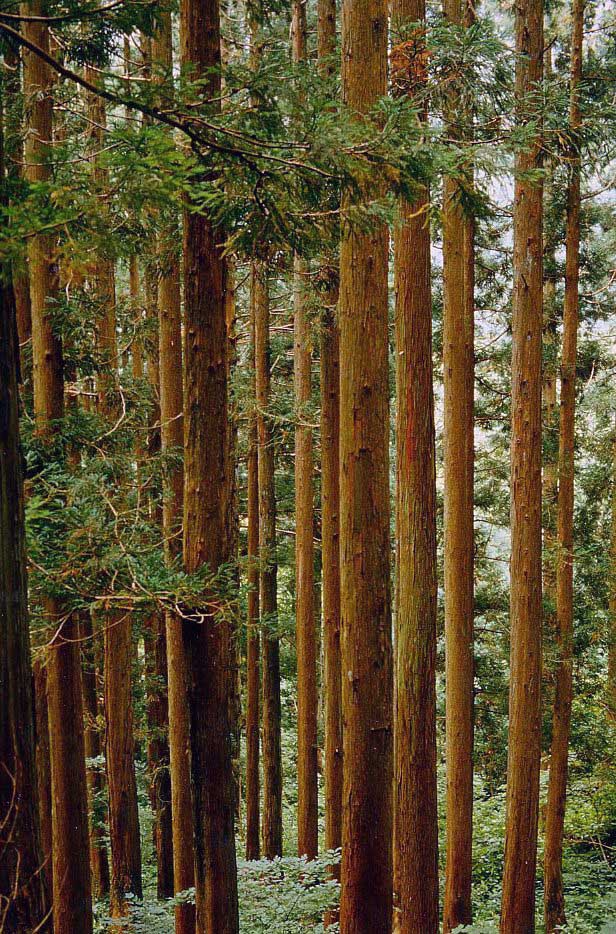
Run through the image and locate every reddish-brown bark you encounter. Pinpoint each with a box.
[442,0,475,928]
[292,251,318,860]
[24,8,93,929]
[543,1,583,928]
[151,14,196,929]
[500,0,544,925]
[391,1,439,931]
[338,0,394,925]
[316,0,342,894]
[180,0,240,927]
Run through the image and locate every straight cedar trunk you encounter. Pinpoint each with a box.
[391,2,439,932]
[151,17,196,930]
[0,133,49,926]
[253,259,284,859]
[339,0,393,925]
[541,58,558,735]
[23,9,93,930]
[245,282,261,861]
[225,265,244,828]
[180,0,240,928]
[84,72,143,917]
[442,0,475,928]
[244,17,263,865]
[293,248,318,859]
[500,0,544,925]
[32,659,52,891]
[142,252,175,902]
[317,0,342,885]
[543,1,583,928]
[291,0,318,861]
[143,606,174,900]
[156,205,197,932]
[320,286,342,871]
[80,612,110,898]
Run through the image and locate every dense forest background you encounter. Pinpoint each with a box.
[1,0,616,931]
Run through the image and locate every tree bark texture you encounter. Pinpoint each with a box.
[391,0,439,930]
[151,13,196,931]
[293,252,318,860]
[317,0,342,891]
[543,1,583,928]
[339,0,393,926]
[181,0,240,927]
[0,194,50,931]
[23,8,93,930]
[500,0,544,925]
[442,0,475,928]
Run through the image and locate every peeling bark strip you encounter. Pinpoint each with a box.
[543,0,584,929]
[500,0,544,926]
[391,0,439,929]
[180,0,240,928]
[22,4,93,930]
[339,0,393,924]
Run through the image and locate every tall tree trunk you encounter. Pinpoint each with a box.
[151,14,196,929]
[83,69,143,917]
[143,607,174,900]
[23,9,93,930]
[317,0,342,891]
[442,0,475,928]
[500,0,544,924]
[142,252,175,902]
[339,0,393,925]
[391,2,439,931]
[543,1,583,928]
[0,104,49,927]
[225,264,243,828]
[254,259,283,859]
[292,230,318,858]
[100,268,143,916]
[33,658,52,893]
[246,282,261,861]
[291,0,317,859]
[321,282,342,869]
[80,612,110,898]
[180,0,240,928]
